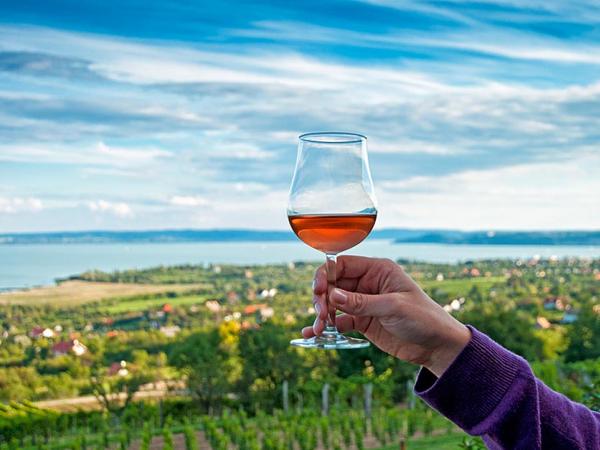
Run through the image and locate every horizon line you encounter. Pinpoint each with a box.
[1,228,599,236]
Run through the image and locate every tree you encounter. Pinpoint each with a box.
[458,300,544,361]
[89,363,154,417]
[564,303,600,362]
[170,326,240,414]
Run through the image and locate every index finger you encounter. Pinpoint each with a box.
[313,256,380,295]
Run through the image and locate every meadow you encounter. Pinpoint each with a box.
[0,281,209,307]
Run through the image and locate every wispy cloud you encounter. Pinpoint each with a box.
[0,1,599,231]
[169,195,209,207]
[87,200,133,217]
[0,197,43,214]
[96,142,172,165]
[0,141,172,167]
[378,150,600,230]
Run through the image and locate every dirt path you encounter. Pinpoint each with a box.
[34,389,173,411]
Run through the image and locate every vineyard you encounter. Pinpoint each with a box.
[0,400,474,450]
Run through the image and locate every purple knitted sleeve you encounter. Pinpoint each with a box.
[414,326,600,449]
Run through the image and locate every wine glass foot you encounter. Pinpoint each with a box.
[290,333,370,350]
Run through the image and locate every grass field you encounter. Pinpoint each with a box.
[102,293,208,314]
[420,276,504,297]
[0,280,208,306]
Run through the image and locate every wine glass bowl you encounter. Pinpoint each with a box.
[287,132,377,349]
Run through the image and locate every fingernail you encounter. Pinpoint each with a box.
[314,302,321,314]
[312,279,316,290]
[313,316,321,329]
[332,288,347,304]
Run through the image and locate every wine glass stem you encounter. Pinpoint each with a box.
[324,253,339,334]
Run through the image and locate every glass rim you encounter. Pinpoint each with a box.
[299,132,367,144]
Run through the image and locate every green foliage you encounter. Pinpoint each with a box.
[119,431,128,450]
[458,300,545,360]
[459,436,487,449]
[565,301,600,362]
[162,426,174,450]
[140,423,152,450]
[170,327,239,414]
[423,408,434,436]
[319,416,330,448]
[353,423,365,450]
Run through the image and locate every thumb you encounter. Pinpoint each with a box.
[330,288,398,317]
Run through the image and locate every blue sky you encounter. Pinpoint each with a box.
[0,0,599,232]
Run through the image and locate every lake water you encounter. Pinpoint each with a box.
[1,240,598,289]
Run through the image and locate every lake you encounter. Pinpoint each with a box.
[1,240,598,289]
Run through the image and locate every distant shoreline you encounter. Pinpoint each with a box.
[0,229,598,246]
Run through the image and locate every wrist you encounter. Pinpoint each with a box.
[426,323,471,378]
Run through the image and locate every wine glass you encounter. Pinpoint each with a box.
[287,132,377,349]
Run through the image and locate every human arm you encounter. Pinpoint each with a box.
[306,256,600,449]
[415,326,600,450]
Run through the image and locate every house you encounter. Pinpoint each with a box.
[52,339,87,357]
[243,304,267,315]
[535,317,552,329]
[14,335,32,346]
[470,268,481,277]
[259,307,274,320]
[205,300,221,313]
[30,326,54,339]
[259,288,277,299]
[227,291,240,303]
[30,326,44,338]
[108,361,129,377]
[160,325,181,338]
[561,312,579,324]
[544,297,566,311]
[42,328,55,338]
[241,321,258,330]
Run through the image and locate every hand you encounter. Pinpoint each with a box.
[303,256,470,377]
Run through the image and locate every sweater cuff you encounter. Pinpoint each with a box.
[414,325,525,432]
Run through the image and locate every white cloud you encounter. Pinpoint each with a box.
[0,197,43,213]
[369,139,463,155]
[0,142,172,168]
[169,195,209,207]
[87,200,133,217]
[96,142,172,164]
[224,147,273,160]
[412,38,600,65]
[378,151,600,230]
